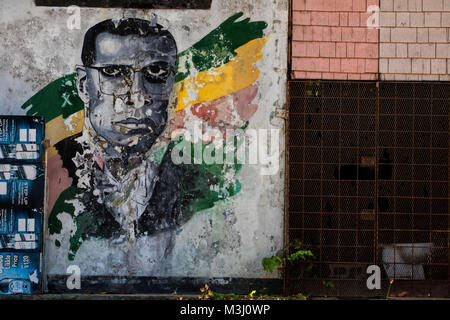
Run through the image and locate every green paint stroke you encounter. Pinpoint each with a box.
[171,133,244,215]
[68,212,93,261]
[48,185,79,235]
[20,73,84,123]
[176,159,242,218]
[175,12,267,82]
[48,185,93,260]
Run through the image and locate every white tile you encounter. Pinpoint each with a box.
[18,219,26,232]
[27,219,35,232]
[0,182,7,195]
[19,129,27,142]
[28,129,36,142]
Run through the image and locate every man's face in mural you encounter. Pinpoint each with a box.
[78,30,177,152]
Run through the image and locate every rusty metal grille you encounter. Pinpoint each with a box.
[286,81,449,298]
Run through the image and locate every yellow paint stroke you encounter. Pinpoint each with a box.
[46,110,84,158]
[176,36,268,111]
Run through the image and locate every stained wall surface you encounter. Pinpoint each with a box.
[0,0,288,290]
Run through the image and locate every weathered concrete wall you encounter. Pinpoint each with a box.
[0,0,288,290]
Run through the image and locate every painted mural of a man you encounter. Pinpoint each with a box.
[76,18,178,235]
[46,16,263,274]
[50,19,202,272]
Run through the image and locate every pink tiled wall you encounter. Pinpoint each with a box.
[292,0,380,80]
[379,0,450,81]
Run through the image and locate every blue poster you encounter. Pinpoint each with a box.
[0,208,43,252]
[0,165,45,208]
[0,116,45,163]
[0,253,41,294]
[0,116,45,295]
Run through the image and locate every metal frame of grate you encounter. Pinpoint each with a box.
[285,80,449,298]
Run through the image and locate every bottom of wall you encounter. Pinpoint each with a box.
[45,276,283,295]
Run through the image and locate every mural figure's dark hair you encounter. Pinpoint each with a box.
[81,18,177,66]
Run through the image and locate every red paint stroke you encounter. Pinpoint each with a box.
[170,108,188,131]
[191,84,258,125]
[188,84,259,143]
[232,84,259,122]
[47,154,73,215]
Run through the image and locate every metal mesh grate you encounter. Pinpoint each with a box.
[286,81,449,298]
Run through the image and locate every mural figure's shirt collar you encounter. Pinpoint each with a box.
[75,123,171,229]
